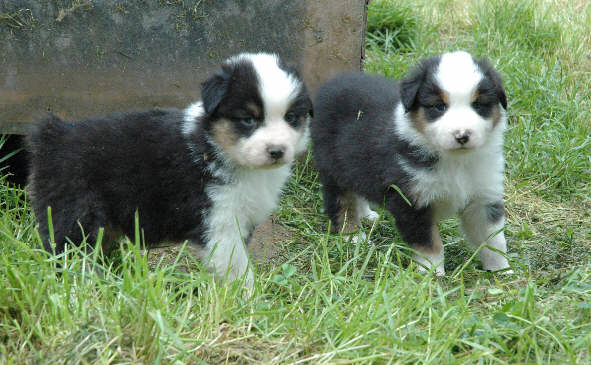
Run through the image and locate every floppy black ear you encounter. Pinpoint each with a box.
[278,59,313,117]
[399,70,423,112]
[200,69,230,115]
[400,56,441,112]
[478,57,507,110]
[488,67,507,110]
[301,86,314,118]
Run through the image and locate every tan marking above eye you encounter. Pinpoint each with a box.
[472,90,480,102]
[245,103,262,119]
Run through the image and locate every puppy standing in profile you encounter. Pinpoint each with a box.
[311,51,511,275]
[27,52,313,289]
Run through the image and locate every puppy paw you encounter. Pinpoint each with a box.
[486,266,514,275]
[360,209,379,223]
[482,256,511,274]
[348,231,366,244]
[417,263,446,276]
[414,253,445,276]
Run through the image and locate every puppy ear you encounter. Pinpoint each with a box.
[489,68,507,110]
[279,60,313,118]
[200,68,230,115]
[400,74,422,112]
[301,88,314,118]
[400,56,443,112]
[400,60,431,112]
[478,57,508,110]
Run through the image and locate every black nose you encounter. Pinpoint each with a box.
[454,130,471,145]
[267,145,285,160]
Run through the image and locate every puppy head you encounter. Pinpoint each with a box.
[399,51,507,152]
[200,53,312,169]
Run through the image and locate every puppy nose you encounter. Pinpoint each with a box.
[266,145,286,160]
[454,130,471,145]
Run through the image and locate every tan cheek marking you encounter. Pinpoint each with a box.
[210,119,238,151]
[471,90,480,103]
[410,107,429,134]
[491,104,502,128]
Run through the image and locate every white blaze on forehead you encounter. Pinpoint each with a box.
[232,53,301,118]
[436,51,483,98]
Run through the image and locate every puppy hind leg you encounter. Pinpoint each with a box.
[354,194,379,223]
[320,180,360,234]
[37,193,107,254]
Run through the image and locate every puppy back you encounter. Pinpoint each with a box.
[312,72,399,129]
[27,114,71,155]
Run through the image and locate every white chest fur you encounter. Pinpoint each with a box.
[198,164,291,285]
[204,164,292,240]
[401,134,505,219]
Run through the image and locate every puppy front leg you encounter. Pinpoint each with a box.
[412,225,445,276]
[460,200,511,272]
[388,198,445,275]
[196,223,254,290]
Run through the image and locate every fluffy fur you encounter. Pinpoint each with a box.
[27,52,313,289]
[311,51,510,275]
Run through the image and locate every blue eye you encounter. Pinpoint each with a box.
[285,112,297,124]
[432,103,447,112]
[240,117,255,127]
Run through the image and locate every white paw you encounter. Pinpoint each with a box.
[349,231,369,244]
[227,267,254,298]
[360,209,379,223]
[414,252,445,276]
[242,268,255,297]
[417,262,446,276]
[355,195,379,223]
[481,255,511,273]
[484,265,513,275]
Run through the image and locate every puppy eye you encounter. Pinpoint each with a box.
[283,112,300,126]
[430,103,447,112]
[284,112,297,124]
[472,101,484,110]
[240,117,255,128]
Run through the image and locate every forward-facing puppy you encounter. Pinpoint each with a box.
[311,51,510,275]
[27,52,313,288]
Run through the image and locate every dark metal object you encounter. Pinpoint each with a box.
[0,0,367,134]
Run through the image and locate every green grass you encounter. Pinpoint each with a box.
[2,0,591,363]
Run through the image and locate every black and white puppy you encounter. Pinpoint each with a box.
[27,52,313,288]
[311,51,510,275]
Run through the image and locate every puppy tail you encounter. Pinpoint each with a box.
[26,114,71,155]
[25,114,73,191]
